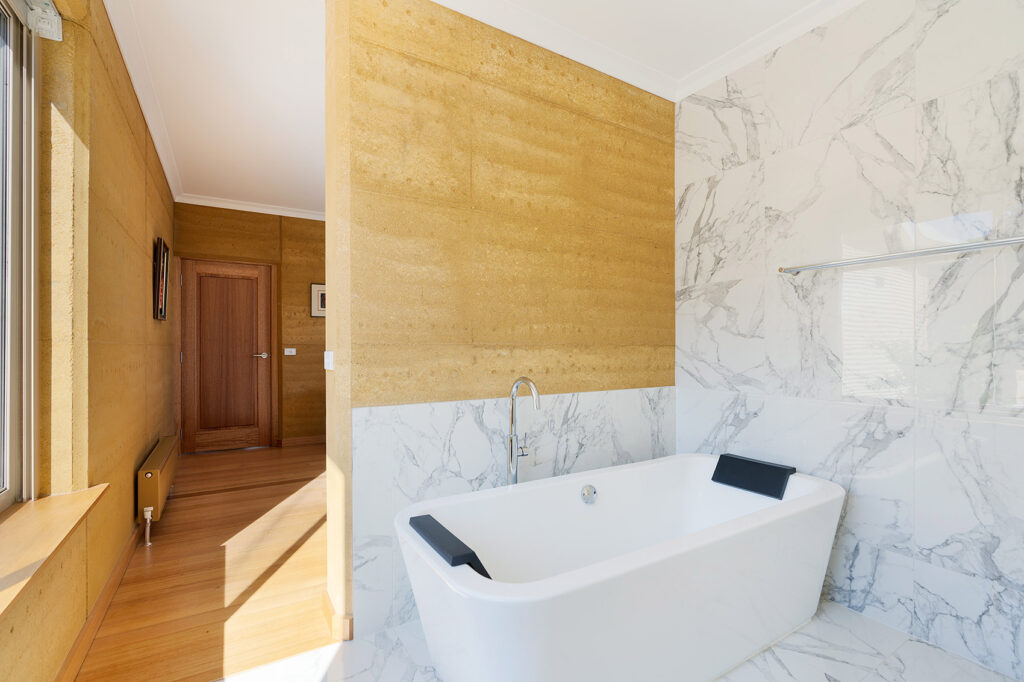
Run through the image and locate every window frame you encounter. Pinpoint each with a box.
[0,0,32,515]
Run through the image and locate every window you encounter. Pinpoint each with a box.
[0,0,30,515]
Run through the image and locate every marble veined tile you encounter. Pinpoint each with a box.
[826,406,917,632]
[915,414,1024,582]
[915,68,1024,247]
[764,0,915,150]
[675,58,769,189]
[675,387,766,456]
[676,389,858,485]
[329,620,439,682]
[914,411,1000,576]
[767,269,845,402]
[675,276,785,395]
[763,109,916,274]
[912,413,1024,679]
[992,245,1024,416]
[769,264,916,407]
[916,0,1024,103]
[914,251,995,413]
[845,406,916,555]
[352,401,505,632]
[676,161,767,287]
[769,259,916,405]
[678,389,924,620]
[720,601,910,682]
[912,560,1024,679]
[517,386,674,481]
[386,400,508,510]
[226,604,1011,682]
[864,638,1013,682]
[352,535,394,634]
[826,537,915,632]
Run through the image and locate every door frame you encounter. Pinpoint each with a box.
[176,257,280,452]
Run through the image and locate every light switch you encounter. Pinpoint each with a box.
[324,350,334,371]
[284,348,296,356]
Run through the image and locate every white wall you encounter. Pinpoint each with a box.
[675,0,1024,677]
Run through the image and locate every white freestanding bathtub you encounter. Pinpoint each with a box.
[395,453,845,682]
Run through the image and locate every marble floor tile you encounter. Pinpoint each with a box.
[224,602,1012,682]
[863,639,1012,682]
[720,601,910,682]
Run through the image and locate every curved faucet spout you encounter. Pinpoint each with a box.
[508,377,540,485]
[510,376,540,408]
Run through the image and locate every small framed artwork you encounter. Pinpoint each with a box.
[311,283,326,318]
[152,237,170,320]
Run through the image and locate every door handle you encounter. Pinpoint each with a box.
[252,352,269,359]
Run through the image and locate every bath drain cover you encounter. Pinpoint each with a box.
[581,484,597,504]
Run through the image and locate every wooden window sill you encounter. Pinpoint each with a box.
[0,484,107,619]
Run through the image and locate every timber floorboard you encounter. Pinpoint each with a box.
[75,445,333,682]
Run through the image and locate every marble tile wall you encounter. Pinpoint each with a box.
[675,0,1024,677]
[352,386,674,635]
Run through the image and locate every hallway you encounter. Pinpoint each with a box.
[75,445,332,681]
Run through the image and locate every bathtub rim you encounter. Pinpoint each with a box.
[395,453,845,603]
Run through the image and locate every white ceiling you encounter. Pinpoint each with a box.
[434,0,866,99]
[104,0,864,221]
[105,0,326,220]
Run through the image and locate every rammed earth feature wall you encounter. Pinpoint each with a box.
[674,0,1024,676]
[327,0,676,630]
[341,0,675,407]
[1,1,179,678]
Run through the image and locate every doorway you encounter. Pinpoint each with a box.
[181,258,276,453]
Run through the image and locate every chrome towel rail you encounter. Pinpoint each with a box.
[779,235,1024,275]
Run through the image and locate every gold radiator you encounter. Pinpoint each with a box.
[137,436,179,544]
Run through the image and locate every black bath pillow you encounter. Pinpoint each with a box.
[711,453,796,500]
[409,514,491,579]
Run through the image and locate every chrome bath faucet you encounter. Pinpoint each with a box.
[508,377,540,485]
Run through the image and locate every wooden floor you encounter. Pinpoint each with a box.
[76,445,334,682]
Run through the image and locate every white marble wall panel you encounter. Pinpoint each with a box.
[763,0,916,150]
[676,389,917,631]
[763,109,917,269]
[675,162,767,286]
[916,68,1024,246]
[916,0,1024,103]
[675,277,782,395]
[352,386,673,635]
[675,59,769,190]
[914,251,995,413]
[676,0,1024,675]
[993,245,1024,416]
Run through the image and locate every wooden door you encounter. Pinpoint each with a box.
[181,259,274,453]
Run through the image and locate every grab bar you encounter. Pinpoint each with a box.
[409,514,491,579]
[778,235,1024,275]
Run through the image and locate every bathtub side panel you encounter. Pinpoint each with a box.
[402,491,843,682]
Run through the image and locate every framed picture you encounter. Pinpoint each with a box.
[153,237,170,320]
[311,283,326,318]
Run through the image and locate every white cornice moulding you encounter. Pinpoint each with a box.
[176,194,326,222]
[103,0,184,197]
[673,0,869,100]
[431,0,677,99]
